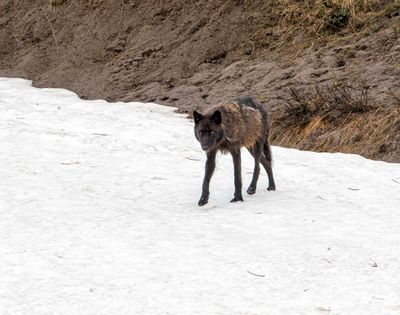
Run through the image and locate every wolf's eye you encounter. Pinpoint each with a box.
[210,131,214,134]
[199,131,204,135]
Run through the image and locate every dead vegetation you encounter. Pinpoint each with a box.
[271,80,400,162]
[283,80,372,126]
[244,0,398,55]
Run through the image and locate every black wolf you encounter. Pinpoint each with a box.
[193,96,276,206]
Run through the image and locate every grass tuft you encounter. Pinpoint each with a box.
[283,79,372,126]
[323,6,350,32]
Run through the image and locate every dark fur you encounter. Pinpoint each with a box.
[193,96,276,206]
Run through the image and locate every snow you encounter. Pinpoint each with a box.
[1,77,400,315]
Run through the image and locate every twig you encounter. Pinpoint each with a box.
[92,133,110,136]
[372,296,384,300]
[40,8,59,54]
[185,157,200,161]
[247,270,265,277]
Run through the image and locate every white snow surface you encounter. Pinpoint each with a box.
[1,78,400,315]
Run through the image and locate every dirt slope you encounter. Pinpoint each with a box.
[0,0,399,161]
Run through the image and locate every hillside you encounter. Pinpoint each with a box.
[0,0,399,161]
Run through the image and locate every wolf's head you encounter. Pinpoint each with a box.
[193,110,224,152]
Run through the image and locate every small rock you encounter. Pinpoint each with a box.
[336,58,346,67]
[355,44,368,50]
[243,47,252,55]
[391,45,400,51]
[133,56,143,61]
[106,39,126,52]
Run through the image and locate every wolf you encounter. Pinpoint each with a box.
[193,96,276,206]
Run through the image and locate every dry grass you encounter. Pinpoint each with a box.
[271,80,400,162]
[283,80,371,125]
[243,0,396,55]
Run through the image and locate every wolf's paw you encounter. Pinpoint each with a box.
[230,195,244,203]
[267,183,276,191]
[247,186,256,195]
[198,195,209,206]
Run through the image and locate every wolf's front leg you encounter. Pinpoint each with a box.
[230,148,243,202]
[198,149,217,206]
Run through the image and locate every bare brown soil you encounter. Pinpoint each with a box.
[0,0,399,161]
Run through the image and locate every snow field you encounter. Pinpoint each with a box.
[0,78,400,314]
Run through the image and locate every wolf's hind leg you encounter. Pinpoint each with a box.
[246,141,262,195]
[262,140,276,191]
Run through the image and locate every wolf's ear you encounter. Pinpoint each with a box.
[193,111,203,124]
[211,110,222,125]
